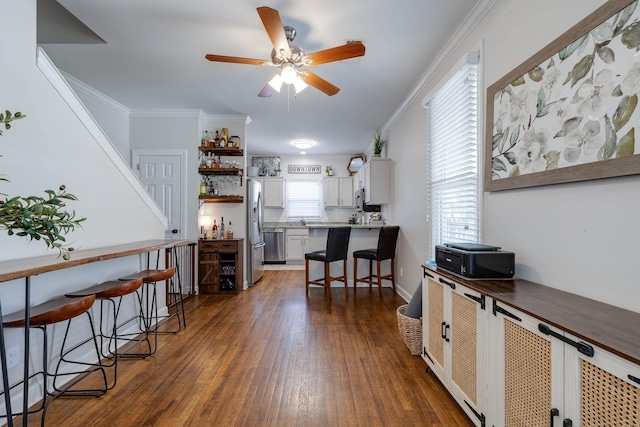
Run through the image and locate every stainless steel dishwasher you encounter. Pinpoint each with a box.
[263,227,286,264]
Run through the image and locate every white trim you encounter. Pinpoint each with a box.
[132,149,189,240]
[36,47,168,229]
[131,109,250,125]
[383,0,497,132]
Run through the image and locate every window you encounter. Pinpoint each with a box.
[424,52,480,257]
[286,180,322,220]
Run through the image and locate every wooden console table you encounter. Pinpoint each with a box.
[0,239,192,427]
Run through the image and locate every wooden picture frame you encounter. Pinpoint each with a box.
[485,0,640,191]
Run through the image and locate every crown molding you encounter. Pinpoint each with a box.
[382,0,497,132]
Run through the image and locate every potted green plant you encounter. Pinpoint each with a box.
[1,110,85,259]
[374,130,385,157]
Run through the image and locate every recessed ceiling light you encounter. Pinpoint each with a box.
[300,151,306,155]
[293,139,314,150]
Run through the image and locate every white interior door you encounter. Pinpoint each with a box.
[133,150,186,239]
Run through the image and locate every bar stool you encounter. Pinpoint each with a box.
[1,295,106,425]
[305,227,351,300]
[65,278,143,386]
[118,267,177,357]
[353,226,400,298]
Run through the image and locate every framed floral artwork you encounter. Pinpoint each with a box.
[486,0,640,191]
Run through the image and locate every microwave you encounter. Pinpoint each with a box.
[354,188,381,212]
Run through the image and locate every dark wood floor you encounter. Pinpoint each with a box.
[15,270,472,427]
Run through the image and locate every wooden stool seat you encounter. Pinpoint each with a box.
[120,267,176,283]
[66,279,143,300]
[3,295,95,327]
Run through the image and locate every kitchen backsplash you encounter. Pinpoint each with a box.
[263,207,354,224]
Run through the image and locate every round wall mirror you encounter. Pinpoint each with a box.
[347,155,365,176]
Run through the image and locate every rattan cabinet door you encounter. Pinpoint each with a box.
[424,276,445,378]
[422,271,488,427]
[563,334,640,427]
[492,303,564,427]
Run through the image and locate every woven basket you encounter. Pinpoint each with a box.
[397,304,422,356]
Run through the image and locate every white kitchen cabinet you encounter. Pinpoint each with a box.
[323,177,353,208]
[363,158,390,204]
[286,228,309,261]
[422,269,489,427]
[255,177,285,208]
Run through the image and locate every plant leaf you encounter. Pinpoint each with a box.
[571,54,594,87]
[504,151,517,165]
[596,44,615,63]
[616,127,635,157]
[614,2,638,36]
[508,165,521,177]
[554,117,581,138]
[492,158,507,172]
[599,114,617,160]
[613,94,637,131]
[528,66,544,82]
[544,150,560,170]
[511,76,526,87]
[559,34,589,60]
[621,21,640,49]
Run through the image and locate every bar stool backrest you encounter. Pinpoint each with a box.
[325,227,352,262]
[376,226,400,261]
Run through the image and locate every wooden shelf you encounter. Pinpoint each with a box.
[198,147,243,156]
[199,195,243,203]
[198,167,243,175]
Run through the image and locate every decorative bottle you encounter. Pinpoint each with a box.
[212,219,218,240]
[219,217,225,240]
[226,221,233,239]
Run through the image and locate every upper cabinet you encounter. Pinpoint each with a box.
[362,158,390,204]
[323,177,353,208]
[253,177,285,208]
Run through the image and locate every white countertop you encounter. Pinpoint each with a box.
[264,221,387,229]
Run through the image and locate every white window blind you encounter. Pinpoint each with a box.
[426,56,479,257]
[286,180,322,219]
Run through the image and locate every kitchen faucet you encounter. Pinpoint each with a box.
[300,218,306,226]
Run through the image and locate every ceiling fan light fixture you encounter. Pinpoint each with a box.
[281,65,297,85]
[268,74,284,92]
[293,139,314,150]
[293,76,308,94]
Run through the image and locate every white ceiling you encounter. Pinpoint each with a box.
[39,0,481,156]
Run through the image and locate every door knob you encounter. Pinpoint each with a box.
[171,229,179,234]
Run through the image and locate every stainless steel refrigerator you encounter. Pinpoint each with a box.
[247,179,265,285]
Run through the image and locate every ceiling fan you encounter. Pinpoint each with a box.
[205,6,365,97]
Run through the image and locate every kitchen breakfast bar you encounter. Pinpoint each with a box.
[0,239,194,426]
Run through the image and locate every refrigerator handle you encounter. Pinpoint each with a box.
[254,241,266,248]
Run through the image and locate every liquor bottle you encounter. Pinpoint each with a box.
[204,130,210,147]
[212,219,218,240]
[214,131,221,147]
[201,131,206,147]
[226,221,233,239]
[199,176,206,195]
[219,217,225,240]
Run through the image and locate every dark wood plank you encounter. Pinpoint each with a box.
[425,264,640,366]
[0,240,192,284]
[15,270,472,427]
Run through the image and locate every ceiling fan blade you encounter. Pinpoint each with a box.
[302,41,365,66]
[258,83,276,98]
[257,7,291,58]
[205,54,271,66]
[299,71,340,96]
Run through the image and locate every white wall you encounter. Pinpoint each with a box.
[1,1,164,261]
[388,0,640,313]
[64,72,131,158]
[0,1,167,411]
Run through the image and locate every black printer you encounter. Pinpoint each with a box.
[435,243,515,279]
